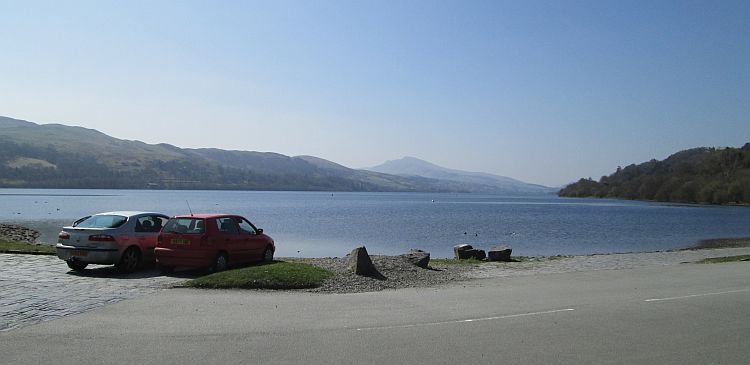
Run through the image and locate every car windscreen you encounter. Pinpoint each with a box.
[163,218,205,234]
[73,215,128,228]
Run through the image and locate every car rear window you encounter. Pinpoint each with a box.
[74,215,128,229]
[163,218,205,234]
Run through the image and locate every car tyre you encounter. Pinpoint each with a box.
[116,247,141,273]
[66,260,88,272]
[212,252,228,272]
[262,246,274,262]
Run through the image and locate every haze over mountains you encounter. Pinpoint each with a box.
[0,116,552,194]
[368,157,555,194]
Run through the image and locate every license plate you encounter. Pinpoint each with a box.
[69,249,88,257]
[171,239,191,245]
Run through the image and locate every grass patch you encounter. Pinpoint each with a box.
[0,241,56,255]
[697,255,750,264]
[186,260,334,290]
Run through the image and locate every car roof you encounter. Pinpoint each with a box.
[93,211,168,218]
[172,213,236,219]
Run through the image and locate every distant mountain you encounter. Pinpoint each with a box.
[0,116,529,193]
[366,156,555,194]
[0,115,560,194]
[559,144,750,204]
[0,116,454,191]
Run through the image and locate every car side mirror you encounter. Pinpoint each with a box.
[257,228,263,234]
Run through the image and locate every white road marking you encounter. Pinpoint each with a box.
[355,308,575,331]
[644,288,750,302]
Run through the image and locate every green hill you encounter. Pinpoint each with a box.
[559,144,750,204]
[0,116,438,191]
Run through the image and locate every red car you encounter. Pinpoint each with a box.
[154,214,275,273]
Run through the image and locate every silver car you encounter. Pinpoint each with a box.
[56,211,169,273]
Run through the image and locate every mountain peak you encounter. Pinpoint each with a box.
[367,157,554,194]
[378,156,445,171]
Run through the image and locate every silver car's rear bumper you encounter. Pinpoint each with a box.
[56,244,120,265]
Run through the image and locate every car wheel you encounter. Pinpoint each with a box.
[212,252,228,272]
[211,252,229,272]
[116,247,141,273]
[262,246,274,262]
[158,264,175,274]
[66,260,88,272]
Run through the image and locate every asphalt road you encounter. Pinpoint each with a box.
[2,261,748,364]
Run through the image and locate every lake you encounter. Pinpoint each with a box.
[1,189,749,258]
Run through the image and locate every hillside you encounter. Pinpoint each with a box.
[367,156,555,195]
[0,116,442,191]
[0,116,490,192]
[559,144,750,204]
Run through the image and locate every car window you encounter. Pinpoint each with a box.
[74,215,128,229]
[216,217,239,235]
[135,215,166,233]
[236,217,257,235]
[163,218,204,234]
[72,216,91,227]
[153,216,166,231]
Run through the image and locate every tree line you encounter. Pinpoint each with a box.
[559,144,750,205]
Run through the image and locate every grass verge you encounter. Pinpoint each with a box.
[0,241,56,255]
[697,255,750,264]
[186,260,334,290]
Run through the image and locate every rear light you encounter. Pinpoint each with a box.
[89,234,115,242]
[58,231,70,240]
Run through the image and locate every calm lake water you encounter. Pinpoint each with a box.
[1,189,749,258]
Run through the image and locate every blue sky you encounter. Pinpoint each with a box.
[1,0,748,186]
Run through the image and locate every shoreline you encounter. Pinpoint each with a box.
[2,221,750,256]
[3,245,749,294]
[3,222,749,294]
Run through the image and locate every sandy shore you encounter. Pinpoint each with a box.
[467,246,750,280]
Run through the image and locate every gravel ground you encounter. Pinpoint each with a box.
[289,256,476,293]
[290,243,750,294]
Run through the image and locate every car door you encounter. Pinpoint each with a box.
[134,215,166,261]
[235,217,266,261]
[214,217,246,263]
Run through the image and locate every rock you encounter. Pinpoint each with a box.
[454,244,485,260]
[487,245,513,262]
[469,249,486,260]
[400,249,430,268]
[454,244,474,259]
[0,224,40,243]
[347,246,377,276]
